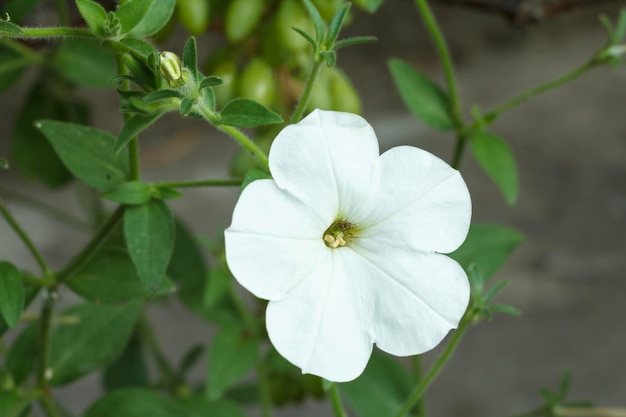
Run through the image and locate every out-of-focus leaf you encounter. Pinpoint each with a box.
[76,0,108,36]
[103,333,149,392]
[101,181,154,205]
[49,301,143,386]
[84,389,197,417]
[3,0,39,23]
[0,390,34,417]
[470,132,519,205]
[388,58,452,130]
[128,0,176,37]
[54,38,116,88]
[116,0,155,34]
[178,396,247,417]
[6,323,37,385]
[449,223,525,280]
[0,44,28,92]
[0,261,24,328]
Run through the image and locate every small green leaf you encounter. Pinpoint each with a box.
[558,369,572,400]
[241,168,271,190]
[0,157,8,169]
[0,20,23,35]
[123,53,159,91]
[84,389,198,417]
[333,35,377,50]
[114,112,165,156]
[449,223,525,280]
[178,396,247,417]
[180,98,195,116]
[179,345,205,377]
[388,58,453,130]
[291,26,317,49]
[219,98,283,127]
[103,333,149,392]
[0,283,38,338]
[0,390,34,417]
[325,3,350,48]
[342,350,412,417]
[76,0,108,36]
[66,248,174,304]
[183,36,199,79]
[470,132,519,204]
[490,304,521,317]
[154,185,183,200]
[614,10,626,42]
[101,181,154,205]
[116,0,155,34]
[321,50,336,67]
[54,38,116,88]
[124,200,175,295]
[301,0,325,45]
[0,262,24,329]
[200,76,223,89]
[128,0,176,37]
[143,89,182,102]
[36,120,130,190]
[207,324,259,400]
[121,38,159,59]
[49,301,143,386]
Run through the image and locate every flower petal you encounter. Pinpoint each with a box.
[347,244,470,356]
[362,146,471,254]
[269,109,380,223]
[225,179,327,300]
[266,250,373,382]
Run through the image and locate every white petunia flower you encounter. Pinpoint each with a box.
[224,109,472,382]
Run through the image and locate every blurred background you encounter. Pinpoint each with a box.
[1,0,625,415]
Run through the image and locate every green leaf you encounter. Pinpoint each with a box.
[36,120,130,190]
[0,20,22,35]
[342,350,412,417]
[6,323,37,384]
[128,0,176,37]
[333,35,377,50]
[241,168,271,190]
[123,53,160,91]
[449,223,525,280]
[364,0,385,13]
[114,112,165,156]
[183,36,199,79]
[219,98,283,127]
[207,324,259,400]
[103,333,149,392]
[0,44,27,92]
[121,38,159,59]
[153,185,183,200]
[124,200,175,295]
[143,89,182,102]
[180,98,195,116]
[470,132,519,204]
[167,219,208,314]
[614,10,626,42]
[11,83,82,188]
[325,3,350,48]
[101,181,154,205]
[84,389,198,417]
[54,38,116,88]
[76,0,108,36]
[0,261,24,329]
[203,267,231,309]
[200,76,223,89]
[178,396,247,417]
[179,344,205,377]
[301,0,325,45]
[0,283,38,338]
[116,0,155,34]
[66,248,175,304]
[388,58,453,130]
[0,390,34,417]
[49,301,143,386]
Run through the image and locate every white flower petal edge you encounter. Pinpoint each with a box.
[224,109,472,382]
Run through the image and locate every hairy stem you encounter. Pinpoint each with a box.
[18,27,95,39]
[330,384,349,417]
[290,59,323,124]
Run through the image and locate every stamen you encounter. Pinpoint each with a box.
[324,232,346,248]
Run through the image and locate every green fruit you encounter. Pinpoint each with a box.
[328,68,361,114]
[307,68,332,111]
[275,0,313,52]
[224,0,264,43]
[177,0,210,35]
[238,58,276,107]
[212,59,238,106]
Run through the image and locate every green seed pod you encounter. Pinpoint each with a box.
[275,0,313,52]
[224,0,264,43]
[238,58,276,107]
[306,67,332,111]
[176,0,210,35]
[328,67,361,114]
[212,59,238,106]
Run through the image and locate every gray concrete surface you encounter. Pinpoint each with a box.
[1,1,626,416]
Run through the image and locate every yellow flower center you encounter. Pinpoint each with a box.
[323,219,357,249]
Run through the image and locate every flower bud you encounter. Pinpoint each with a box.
[159,51,186,87]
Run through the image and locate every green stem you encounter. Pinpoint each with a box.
[56,206,124,283]
[414,0,463,129]
[290,59,323,124]
[393,318,470,417]
[156,179,242,188]
[0,199,53,278]
[138,317,177,388]
[258,360,273,417]
[37,290,60,417]
[18,27,95,39]
[480,59,597,125]
[450,133,467,170]
[329,384,349,417]
[218,125,270,170]
[411,356,425,416]
[39,395,61,417]
[116,54,141,180]
[0,187,91,231]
